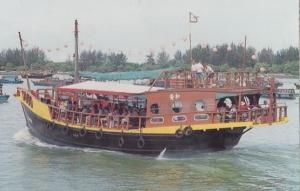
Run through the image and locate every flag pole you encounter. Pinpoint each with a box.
[189,12,192,65]
[243,35,247,70]
[74,19,80,83]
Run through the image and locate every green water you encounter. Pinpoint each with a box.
[0,80,299,191]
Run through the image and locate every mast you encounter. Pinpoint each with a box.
[298,0,300,147]
[18,32,30,90]
[74,19,79,82]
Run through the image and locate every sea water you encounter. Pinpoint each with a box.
[0,79,299,191]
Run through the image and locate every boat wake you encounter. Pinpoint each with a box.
[156,148,167,160]
[12,129,122,155]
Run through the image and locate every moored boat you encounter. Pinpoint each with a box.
[32,77,73,87]
[262,88,296,99]
[0,75,23,84]
[16,71,288,154]
[21,71,54,79]
[0,83,9,102]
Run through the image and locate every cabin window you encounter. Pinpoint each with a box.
[172,101,182,113]
[194,114,209,121]
[150,117,164,124]
[195,100,205,111]
[150,103,160,114]
[172,115,187,122]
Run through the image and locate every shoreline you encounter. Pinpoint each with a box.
[0,70,298,80]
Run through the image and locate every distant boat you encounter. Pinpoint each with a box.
[0,83,9,102]
[21,71,54,79]
[32,78,73,87]
[262,88,296,99]
[276,89,296,99]
[0,75,23,84]
[275,81,283,88]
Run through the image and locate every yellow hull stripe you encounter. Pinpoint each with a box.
[17,95,288,135]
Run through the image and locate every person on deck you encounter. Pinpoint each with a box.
[191,59,204,80]
[205,64,214,78]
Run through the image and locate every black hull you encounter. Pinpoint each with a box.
[22,104,245,155]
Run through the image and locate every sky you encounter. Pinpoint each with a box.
[0,0,298,62]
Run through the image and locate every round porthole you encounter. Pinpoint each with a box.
[172,101,182,113]
[150,103,159,114]
[195,100,205,112]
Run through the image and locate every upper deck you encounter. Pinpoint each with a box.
[149,70,275,92]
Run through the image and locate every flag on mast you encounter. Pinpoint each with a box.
[189,12,198,23]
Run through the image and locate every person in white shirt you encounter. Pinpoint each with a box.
[191,60,204,79]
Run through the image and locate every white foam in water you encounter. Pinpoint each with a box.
[12,129,122,155]
[156,148,167,160]
[13,129,69,149]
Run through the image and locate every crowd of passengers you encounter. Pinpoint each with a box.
[53,97,146,128]
[217,96,269,122]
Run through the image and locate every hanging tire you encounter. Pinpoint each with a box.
[184,126,193,136]
[137,136,145,149]
[175,129,184,138]
[118,137,125,148]
[62,126,69,135]
[95,130,103,140]
[79,128,87,137]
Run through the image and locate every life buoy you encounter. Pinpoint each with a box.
[62,126,69,135]
[118,137,125,147]
[137,136,145,149]
[175,129,184,138]
[184,126,193,136]
[79,128,86,137]
[95,129,103,140]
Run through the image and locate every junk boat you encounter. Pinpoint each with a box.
[15,71,288,154]
[0,83,9,102]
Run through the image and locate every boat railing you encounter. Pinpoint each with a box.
[47,103,287,130]
[151,105,287,126]
[150,70,275,90]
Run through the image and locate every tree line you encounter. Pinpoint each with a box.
[0,48,47,70]
[0,44,298,75]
